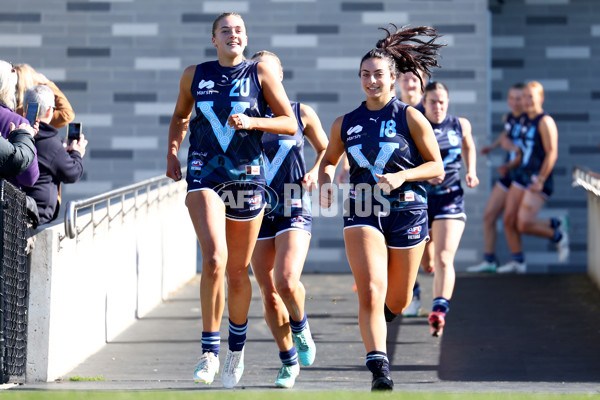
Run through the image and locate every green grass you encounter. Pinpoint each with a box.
[0,392,598,400]
[68,376,105,382]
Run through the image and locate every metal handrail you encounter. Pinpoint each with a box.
[572,165,600,197]
[63,170,186,240]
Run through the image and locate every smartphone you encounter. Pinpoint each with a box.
[67,122,82,145]
[25,102,40,125]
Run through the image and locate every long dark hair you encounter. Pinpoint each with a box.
[360,25,444,91]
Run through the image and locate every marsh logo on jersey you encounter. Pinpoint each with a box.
[197,80,216,95]
[407,225,422,239]
[290,216,307,227]
[347,125,363,141]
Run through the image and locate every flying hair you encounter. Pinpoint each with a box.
[366,24,445,92]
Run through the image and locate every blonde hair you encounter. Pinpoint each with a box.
[0,60,17,110]
[524,80,544,99]
[15,64,37,111]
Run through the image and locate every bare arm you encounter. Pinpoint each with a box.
[376,108,443,191]
[318,116,345,208]
[300,103,328,191]
[460,117,479,188]
[530,115,558,192]
[166,65,195,181]
[228,62,297,135]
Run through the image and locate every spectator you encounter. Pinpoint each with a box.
[22,85,86,225]
[0,60,39,188]
[15,63,75,129]
[0,122,36,178]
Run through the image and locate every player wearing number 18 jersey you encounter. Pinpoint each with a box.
[319,25,444,391]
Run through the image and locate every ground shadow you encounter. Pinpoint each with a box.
[437,274,600,382]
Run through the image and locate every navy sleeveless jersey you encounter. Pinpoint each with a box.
[187,60,267,184]
[341,97,427,211]
[520,112,551,175]
[504,112,526,163]
[262,102,306,192]
[428,114,463,193]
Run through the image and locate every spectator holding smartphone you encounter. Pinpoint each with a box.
[22,85,86,225]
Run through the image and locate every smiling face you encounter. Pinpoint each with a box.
[522,84,544,115]
[360,57,395,101]
[212,14,247,60]
[424,88,449,124]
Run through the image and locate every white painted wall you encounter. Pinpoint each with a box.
[26,182,196,382]
[588,194,600,289]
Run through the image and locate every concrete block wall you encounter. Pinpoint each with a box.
[3,1,495,272]
[490,0,599,272]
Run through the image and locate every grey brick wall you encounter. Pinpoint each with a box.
[0,0,526,273]
[490,0,598,273]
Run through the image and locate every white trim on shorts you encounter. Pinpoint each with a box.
[496,180,510,192]
[433,212,467,221]
[388,235,430,250]
[510,181,549,200]
[343,224,386,240]
[225,205,266,221]
[256,227,311,241]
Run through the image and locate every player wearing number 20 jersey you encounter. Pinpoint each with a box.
[186,60,269,219]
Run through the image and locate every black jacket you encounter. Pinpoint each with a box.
[0,128,36,178]
[24,122,83,225]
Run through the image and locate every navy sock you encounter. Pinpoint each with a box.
[483,253,496,263]
[201,331,221,356]
[279,347,298,366]
[290,313,307,334]
[552,228,563,243]
[413,281,421,299]
[432,297,450,314]
[366,351,390,377]
[550,217,560,229]
[511,253,525,263]
[228,319,247,352]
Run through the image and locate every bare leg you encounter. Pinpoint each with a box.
[251,238,293,352]
[517,191,552,238]
[344,226,388,353]
[483,184,508,254]
[386,242,426,314]
[273,231,311,322]
[186,190,227,332]
[225,211,264,325]
[420,232,435,273]
[431,219,465,300]
[503,184,526,254]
